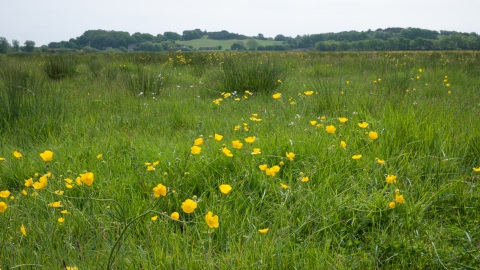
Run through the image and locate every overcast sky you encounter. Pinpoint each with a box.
[1,0,480,46]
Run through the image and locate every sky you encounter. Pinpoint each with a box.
[1,0,480,47]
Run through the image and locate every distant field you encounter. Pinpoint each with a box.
[178,36,284,50]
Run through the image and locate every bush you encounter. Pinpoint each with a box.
[41,54,79,80]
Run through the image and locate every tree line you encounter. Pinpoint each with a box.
[1,27,479,53]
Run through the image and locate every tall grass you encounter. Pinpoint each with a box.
[41,54,79,80]
[0,51,479,269]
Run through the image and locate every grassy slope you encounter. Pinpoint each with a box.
[177,35,284,50]
[0,51,479,269]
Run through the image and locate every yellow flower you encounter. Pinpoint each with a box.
[368,131,378,140]
[310,120,317,126]
[279,161,284,166]
[340,141,347,148]
[325,125,336,133]
[181,199,197,214]
[214,134,223,141]
[0,190,10,198]
[251,148,261,155]
[54,190,64,195]
[358,122,369,128]
[171,212,180,220]
[0,157,4,161]
[222,147,233,157]
[194,137,204,146]
[338,117,348,123]
[39,150,53,162]
[258,228,269,234]
[395,194,405,204]
[232,140,243,149]
[272,93,282,99]
[376,158,386,165]
[219,184,232,195]
[304,90,314,96]
[277,79,282,83]
[280,183,289,189]
[21,190,28,196]
[80,172,94,186]
[386,174,397,184]
[352,154,362,160]
[244,136,256,143]
[66,267,78,270]
[48,201,63,208]
[446,83,450,87]
[321,116,326,121]
[301,176,309,182]
[61,210,70,214]
[388,202,396,209]
[13,151,22,158]
[21,224,27,236]
[286,152,295,161]
[473,167,480,172]
[147,165,155,171]
[271,165,280,172]
[151,215,158,221]
[0,202,7,213]
[205,211,219,228]
[190,145,201,155]
[58,217,65,223]
[234,125,241,131]
[153,183,167,197]
[33,176,48,190]
[259,164,268,171]
[265,168,277,177]
[97,153,103,159]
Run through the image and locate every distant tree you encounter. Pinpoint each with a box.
[257,33,265,40]
[82,46,97,53]
[154,34,167,43]
[182,29,204,40]
[139,41,155,51]
[160,40,175,51]
[246,38,258,50]
[217,45,222,50]
[24,40,35,52]
[0,37,9,53]
[230,42,246,51]
[40,45,49,53]
[274,34,287,41]
[12,39,20,52]
[164,31,182,41]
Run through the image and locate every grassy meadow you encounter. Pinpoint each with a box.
[178,36,284,50]
[0,51,480,269]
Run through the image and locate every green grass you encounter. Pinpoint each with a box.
[0,51,479,269]
[178,37,284,50]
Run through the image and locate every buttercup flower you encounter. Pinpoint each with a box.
[386,174,397,184]
[181,199,197,214]
[48,201,63,208]
[473,167,480,172]
[151,215,158,221]
[205,211,219,228]
[368,131,379,140]
[272,93,282,99]
[251,148,261,155]
[352,154,362,160]
[376,158,385,165]
[219,184,232,195]
[33,176,48,190]
[171,212,180,220]
[191,145,201,155]
[244,136,256,143]
[286,152,295,161]
[301,176,309,182]
[25,178,33,187]
[321,116,326,121]
[340,141,347,148]
[232,140,243,149]
[304,90,314,96]
[21,224,27,236]
[0,157,4,161]
[259,164,268,171]
[310,120,317,126]
[13,151,22,158]
[79,172,94,186]
[153,183,167,197]
[388,202,396,209]
[0,202,7,212]
[222,147,233,157]
[338,117,348,123]
[58,217,65,223]
[280,183,289,189]
[258,228,269,234]
[97,153,103,159]
[358,122,369,128]
[39,150,53,162]
[214,134,223,141]
[0,190,10,198]
[193,137,204,146]
[326,125,336,134]
[395,194,405,204]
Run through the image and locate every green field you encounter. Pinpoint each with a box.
[0,51,479,269]
[178,36,284,50]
